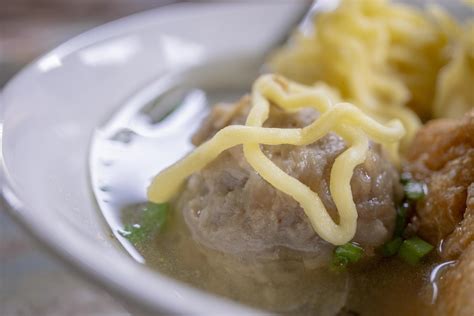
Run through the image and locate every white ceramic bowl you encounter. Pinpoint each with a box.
[0,2,311,315]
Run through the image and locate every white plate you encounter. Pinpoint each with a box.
[0,2,311,315]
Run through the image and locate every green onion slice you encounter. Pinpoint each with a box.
[120,202,169,245]
[400,172,412,185]
[394,203,409,237]
[398,236,434,265]
[332,242,364,268]
[381,237,403,257]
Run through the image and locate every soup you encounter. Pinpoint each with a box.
[91,0,474,314]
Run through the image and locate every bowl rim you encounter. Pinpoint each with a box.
[0,2,309,314]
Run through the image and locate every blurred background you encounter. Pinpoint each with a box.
[0,1,177,315]
[1,0,180,84]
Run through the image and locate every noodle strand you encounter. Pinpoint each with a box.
[148,75,404,245]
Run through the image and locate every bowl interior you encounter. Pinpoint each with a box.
[0,2,310,314]
[3,0,470,314]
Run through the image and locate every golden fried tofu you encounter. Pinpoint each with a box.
[436,242,474,316]
[405,110,474,259]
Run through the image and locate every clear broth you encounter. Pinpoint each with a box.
[135,204,437,315]
[90,69,441,315]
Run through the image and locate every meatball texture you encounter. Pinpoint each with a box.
[178,97,402,262]
[405,110,474,259]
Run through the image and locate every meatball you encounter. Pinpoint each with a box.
[405,110,474,259]
[178,97,402,262]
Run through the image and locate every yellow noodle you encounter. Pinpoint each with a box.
[270,0,474,147]
[434,21,474,118]
[148,75,404,245]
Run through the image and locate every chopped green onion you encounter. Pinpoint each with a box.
[400,172,412,185]
[404,181,426,201]
[335,243,364,263]
[332,242,364,268]
[120,202,169,245]
[398,236,434,265]
[394,203,409,237]
[381,237,403,257]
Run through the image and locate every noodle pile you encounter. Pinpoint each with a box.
[148,75,404,245]
[271,0,474,147]
[434,20,474,118]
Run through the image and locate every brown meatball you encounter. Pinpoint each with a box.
[405,110,474,259]
[178,97,402,262]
